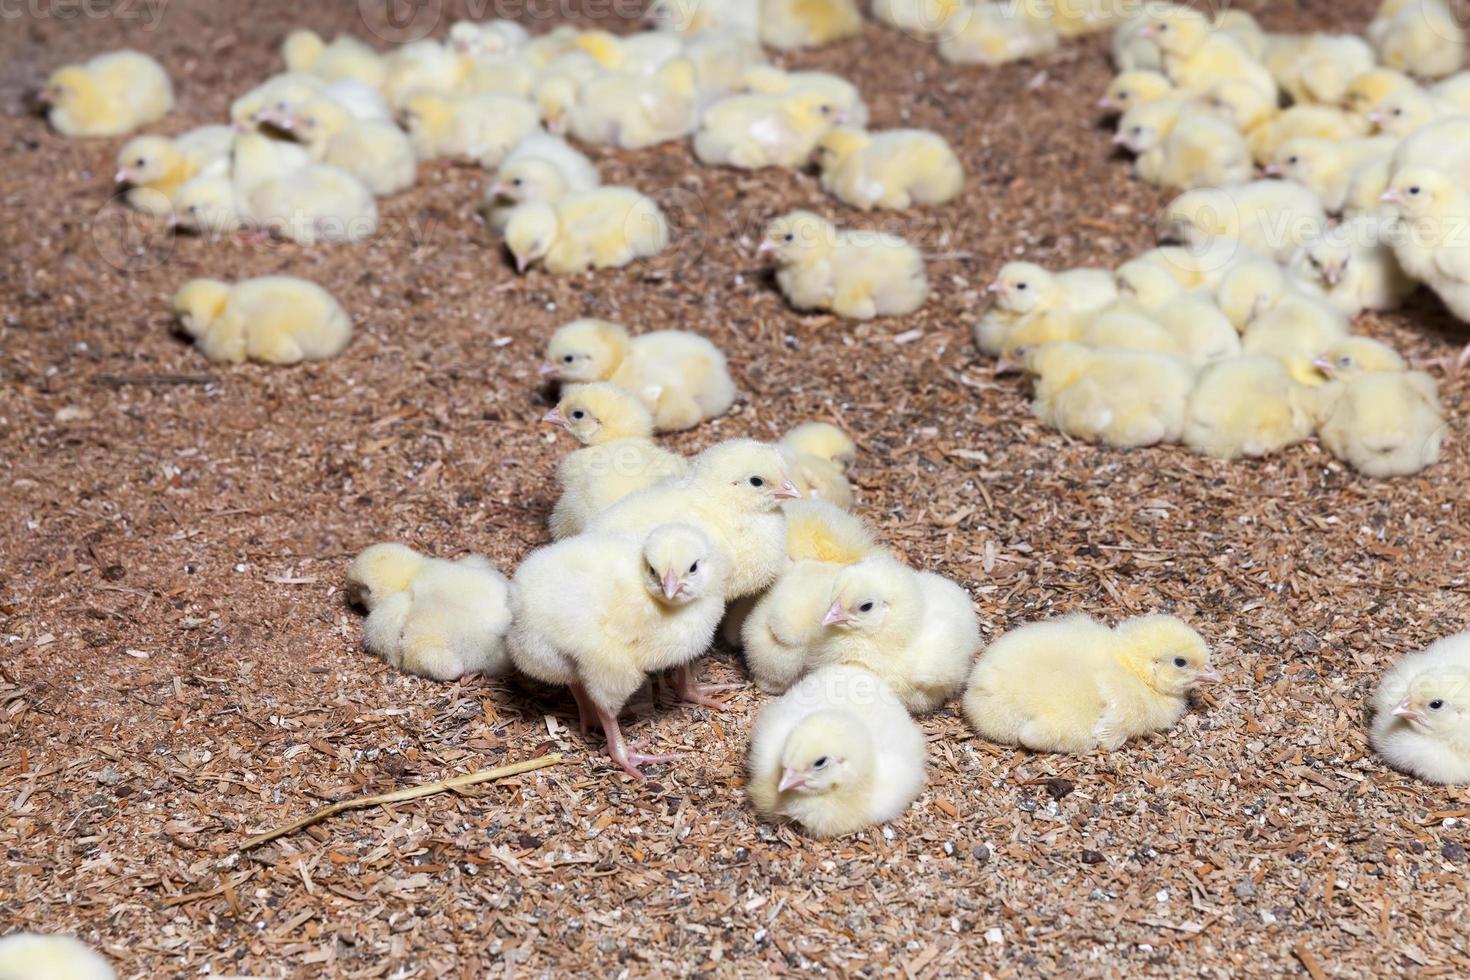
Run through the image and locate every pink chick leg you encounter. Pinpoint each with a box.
[671,664,742,710]
[591,701,683,781]
[567,682,598,736]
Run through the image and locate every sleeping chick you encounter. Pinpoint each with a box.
[760,0,864,50]
[567,58,700,149]
[588,439,799,600]
[504,187,668,275]
[399,92,539,164]
[1382,168,1470,324]
[694,90,844,169]
[347,543,513,682]
[761,211,929,320]
[545,382,689,539]
[1028,342,1194,448]
[1316,370,1445,477]
[0,933,114,980]
[114,126,234,215]
[1115,99,1252,190]
[42,49,173,137]
[273,97,417,196]
[172,276,351,365]
[808,555,981,714]
[734,65,868,127]
[1143,6,1277,102]
[1183,355,1318,459]
[1267,136,1400,214]
[1242,293,1352,385]
[509,523,726,778]
[748,664,926,837]
[779,422,857,508]
[938,2,1060,66]
[964,613,1217,753]
[1369,0,1467,80]
[1372,633,1470,784]
[541,319,735,432]
[282,29,386,89]
[1098,69,1175,116]
[481,132,599,231]
[815,126,964,210]
[1162,181,1329,262]
[1288,214,1416,315]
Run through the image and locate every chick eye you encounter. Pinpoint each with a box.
[1392,108,1405,117]
[648,563,658,578]
[812,756,830,769]
[1016,282,1029,290]
[858,601,874,613]
[135,157,145,166]
[562,354,575,363]
[1431,699,1446,710]
[1287,156,1299,165]
[783,233,794,242]
[1338,355,1352,367]
[689,560,699,573]
[512,178,523,186]
[749,476,765,488]
[1409,186,1422,196]
[1172,656,1188,668]
[571,410,585,420]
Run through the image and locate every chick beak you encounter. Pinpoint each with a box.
[821,600,850,627]
[1097,96,1114,111]
[1380,189,1402,204]
[757,239,777,255]
[115,168,132,185]
[542,407,569,430]
[515,253,529,274]
[1194,668,1222,684]
[1324,267,1342,287]
[487,182,508,198]
[661,570,681,601]
[993,356,1019,376]
[1368,110,1385,124]
[1263,163,1282,176]
[778,767,806,792]
[1138,23,1156,37]
[538,362,560,378]
[1393,699,1427,724]
[773,480,801,501]
[1310,355,1335,376]
[166,212,180,229]
[1110,131,1129,146]
[986,280,1005,295]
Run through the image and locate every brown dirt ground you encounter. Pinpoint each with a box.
[5,0,1470,976]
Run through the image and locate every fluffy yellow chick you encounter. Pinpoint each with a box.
[1149,293,1243,365]
[545,382,689,539]
[990,261,1120,319]
[1432,72,1470,110]
[1078,305,1180,357]
[1279,34,1377,107]
[748,665,926,837]
[1215,256,1292,330]
[760,0,864,51]
[230,72,325,130]
[1162,181,1329,262]
[42,49,173,137]
[1372,634,1470,783]
[1382,168,1470,322]
[529,51,606,134]
[964,613,1217,753]
[733,62,871,116]
[282,29,386,88]
[461,51,538,98]
[694,90,844,169]
[114,125,234,215]
[1115,99,1252,190]
[382,39,472,109]
[814,126,963,210]
[1316,370,1445,477]
[448,18,531,57]
[571,29,683,74]
[1370,87,1453,136]
[1343,67,1418,118]
[274,97,417,196]
[1311,336,1409,382]
[779,422,857,508]
[1288,214,1416,315]
[1213,8,1267,59]
[1183,355,1318,459]
[939,2,1060,65]
[588,439,799,600]
[567,58,700,149]
[170,175,243,236]
[172,276,351,366]
[508,523,727,778]
[0,933,114,980]
[873,0,964,37]
[761,211,929,320]
[1267,136,1401,214]
[1028,342,1193,448]
[992,307,1087,372]
[541,319,735,432]
[243,159,379,245]
[1143,7,1276,102]
[808,555,980,714]
[399,92,539,164]
[1242,293,1352,385]
[481,132,600,232]
[1370,0,1467,80]
[1098,69,1175,115]
[504,187,668,275]
[648,0,761,39]
[1248,105,1371,166]
[1390,117,1470,184]
[347,543,513,682]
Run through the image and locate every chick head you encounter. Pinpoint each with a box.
[641,522,723,605]
[172,279,231,337]
[288,97,350,143]
[1312,337,1406,381]
[544,382,654,444]
[1100,70,1172,114]
[1116,259,1184,308]
[1342,68,1414,116]
[759,211,837,265]
[988,261,1059,315]
[42,65,92,110]
[777,709,872,795]
[1140,7,1210,56]
[1113,614,1218,697]
[1384,667,1470,740]
[1292,230,1354,291]
[822,555,918,634]
[282,29,325,69]
[813,126,870,172]
[345,542,425,609]
[1383,166,1457,220]
[781,422,857,471]
[504,202,560,273]
[782,90,845,131]
[691,438,799,512]
[115,136,180,186]
[171,175,241,235]
[735,63,790,94]
[490,158,567,207]
[1371,90,1436,135]
[541,318,631,382]
[1267,138,1334,184]
[533,76,579,135]
[1114,101,1174,154]
[1201,79,1274,131]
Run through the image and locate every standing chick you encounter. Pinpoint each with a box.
[779,422,857,508]
[1382,168,1470,325]
[347,543,513,682]
[172,276,351,366]
[748,665,926,837]
[504,187,668,275]
[42,50,173,137]
[1183,355,1318,460]
[1316,370,1445,477]
[760,211,929,320]
[540,319,735,432]
[814,126,964,210]
[1372,633,1470,784]
[964,614,1218,753]
[0,933,114,980]
[1028,343,1194,449]
[760,0,864,50]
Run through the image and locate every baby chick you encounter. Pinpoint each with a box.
[873,0,963,37]
[382,39,472,109]
[1343,67,1420,121]
[482,132,600,232]
[42,49,173,137]
[400,92,540,164]
[1280,33,1377,107]
[814,126,964,210]
[504,187,668,275]
[761,211,929,320]
[1079,306,1181,356]
[964,614,1217,753]
[1215,255,1293,330]
[170,175,243,236]
[0,933,114,980]
[1242,293,1352,385]
[1148,294,1243,365]
[694,90,844,169]
[1382,168,1470,323]
[779,422,857,508]
[760,0,864,50]
[734,65,869,127]
[172,276,351,365]
[809,555,981,714]
[1116,99,1252,190]
[541,319,736,432]
[1098,69,1175,116]
[1312,336,1409,381]
[567,58,700,149]
[1183,355,1318,459]
[991,261,1120,321]
[347,543,513,682]
[1143,7,1277,102]
[1316,370,1445,477]
[1248,105,1371,167]
[282,29,386,89]
[1028,342,1194,448]
[938,2,1060,66]
[1288,214,1416,315]
[1369,0,1467,80]
[114,125,234,215]
[545,382,689,539]
[508,523,727,778]
[275,97,417,196]
[243,158,379,245]
[1267,136,1400,214]
[1371,633,1470,783]
[1162,181,1329,263]
[648,0,761,39]
[748,664,926,837]
[230,72,324,130]
[448,18,531,57]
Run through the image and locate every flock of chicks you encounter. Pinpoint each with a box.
[974,0,1470,477]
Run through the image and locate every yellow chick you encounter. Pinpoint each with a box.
[1078,305,1181,357]
[779,422,857,508]
[938,2,1060,66]
[1109,2,1180,71]
[1371,634,1470,784]
[1149,293,1243,365]
[504,187,668,275]
[1288,214,1417,315]
[1215,255,1292,330]
[1341,152,1399,217]
[540,319,736,432]
[1183,355,1318,459]
[1311,336,1409,382]
[572,29,683,75]
[1280,34,1377,107]
[229,72,324,130]
[544,382,689,540]
[276,97,417,196]
[0,933,114,980]
[1248,104,1372,166]
[1432,72,1470,111]
[1113,260,1184,309]
[1162,181,1329,262]
[1143,7,1277,103]
[481,132,600,232]
[42,49,173,137]
[1213,9,1266,59]
[979,262,1117,359]
[761,210,929,320]
[1242,293,1352,385]
[964,613,1218,753]
[748,664,926,837]
[529,51,606,134]
[172,276,351,366]
[873,0,964,37]
[735,65,869,127]
[1370,87,1453,136]
[815,126,964,211]
[1098,69,1175,115]
[462,51,538,98]
[1382,167,1470,322]
[993,308,1086,372]
[399,92,539,164]
[347,543,513,682]
[448,18,531,57]
[648,0,761,39]
[1035,0,1126,40]
[760,0,865,51]
[694,90,844,169]
[1342,67,1420,122]
[282,29,386,89]
[1389,117,1470,184]
[588,439,800,600]
[1028,342,1193,448]
[567,58,700,149]
[382,39,472,109]
[809,555,981,714]
[1115,99,1252,190]
[1267,136,1401,214]
[1316,370,1445,477]
[508,523,727,778]
[170,175,243,237]
[114,125,234,215]
[243,160,379,245]
[1369,0,1467,80]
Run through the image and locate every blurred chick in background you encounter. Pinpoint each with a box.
[1142,6,1276,102]
[1372,633,1470,784]
[1115,98,1252,190]
[734,65,868,127]
[399,92,539,163]
[779,422,857,508]
[1162,181,1329,262]
[760,0,864,50]
[0,933,114,980]
[43,49,173,137]
[814,127,964,210]
[938,2,1060,66]
[1266,136,1400,215]
[1098,69,1174,116]
[172,276,351,366]
[114,126,234,215]
[503,187,668,275]
[1382,168,1470,332]
[282,29,386,89]
[695,90,845,169]
[567,58,700,149]
[267,97,417,196]
[1369,0,1467,80]
[761,211,929,319]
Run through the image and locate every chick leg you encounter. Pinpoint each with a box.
[592,702,683,781]
[672,664,742,710]
[567,682,598,736]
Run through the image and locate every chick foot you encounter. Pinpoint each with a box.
[568,682,598,736]
[592,702,684,781]
[672,664,741,710]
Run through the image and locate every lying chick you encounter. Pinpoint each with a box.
[1267,136,1400,214]
[761,211,929,320]
[1215,256,1293,330]
[230,72,324,130]
[648,0,761,39]
[114,125,234,215]
[694,90,844,169]
[873,0,964,38]
[1079,306,1181,357]
[1098,69,1174,116]
[0,933,114,980]
[170,174,242,236]
[815,126,964,210]
[1312,337,1408,381]
[1028,342,1194,448]
[42,49,173,137]
[1143,6,1276,102]
[482,132,599,231]
[939,2,1060,66]
[1343,67,1420,123]
[540,318,735,432]
[990,261,1119,319]
[1316,370,1445,477]
[545,382,689,539]
[964,613,1217,753]
[1372,633,1470,784]
[504,187,668,275]
[282,29,386,89]
[780,422,857,508]
[1242,293,1352,385]
[1163,181,1329,262]
[448,18,531,56]
[1183,355,1318,459]
[748,665,926,836]
[347,543,513,681]
[276,97,417,196]
[400,92,539,163]
[1369,0,1467,80]
[242,158,379,245]
[382,39,471,109]
[1116,99,1252,190]
[508,524,727,778]
[1248,105,1370,167]
[1148,294,1243,365]
[1281,33,1377,106]
[735,65,868,128]
[1288,214,1416,315]
[567,58,699,149]
[172,276,351,365]
[760,0,864,50]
